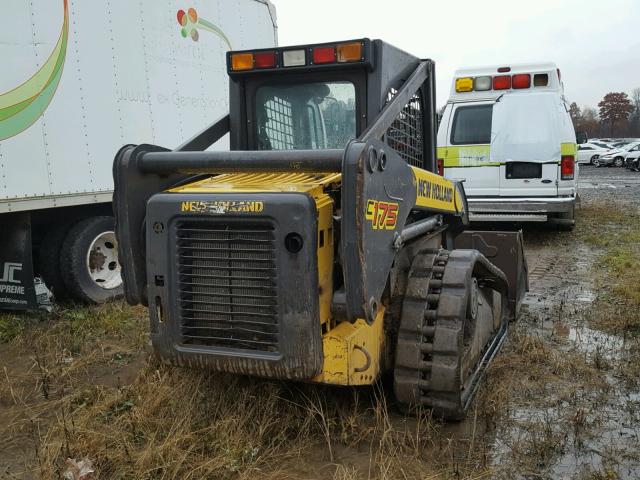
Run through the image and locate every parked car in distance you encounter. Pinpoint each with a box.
[577,142,612,165]
[595,142,640,167]
[611,141,630,148]
[625,150,640,170]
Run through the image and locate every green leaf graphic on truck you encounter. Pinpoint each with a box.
[176,7,232,49]
[0,0,69,141]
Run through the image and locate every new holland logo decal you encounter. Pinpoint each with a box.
[181,200,264,215]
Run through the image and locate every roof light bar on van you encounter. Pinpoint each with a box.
[474,76,492,91]
[512,73,531,89]
[227,39,371,75]
[455,77,474,92]
[493,75,511,90]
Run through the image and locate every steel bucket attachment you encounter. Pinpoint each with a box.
[454,230,528,320]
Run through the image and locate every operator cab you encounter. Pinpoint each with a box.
[226,39,437,173]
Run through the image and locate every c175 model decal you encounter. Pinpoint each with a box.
[0,0,69,141]
[365,200,399,230]
[176,7,232,50]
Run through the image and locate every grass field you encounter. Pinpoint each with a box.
[2,199,639,479]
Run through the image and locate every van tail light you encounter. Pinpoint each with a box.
[437,158,444,176]
[561,155,575,180]
[512,73,531,89]
[493,75,511,90]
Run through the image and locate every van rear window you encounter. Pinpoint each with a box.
[451,105,493,145]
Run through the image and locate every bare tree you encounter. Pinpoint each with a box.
[632,88,640,113]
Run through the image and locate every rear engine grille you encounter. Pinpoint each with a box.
[176,221,279,352]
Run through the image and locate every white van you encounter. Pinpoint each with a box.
[437,63,577,228]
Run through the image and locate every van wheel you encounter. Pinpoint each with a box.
[38,222,74,299]
[60,216,123,304]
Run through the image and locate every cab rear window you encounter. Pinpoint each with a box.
[451,105,493,145]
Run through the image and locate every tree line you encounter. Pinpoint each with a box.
[570,88,640,138]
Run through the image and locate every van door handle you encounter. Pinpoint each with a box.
[541,179,552,184]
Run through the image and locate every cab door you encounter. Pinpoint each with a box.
[441,101,498,197]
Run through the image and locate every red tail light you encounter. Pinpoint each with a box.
[512,73,531,89]
[561,155,575,180]
[312,46,336,64]
[493,75,511,90]
[437,158,444,176]
[254,51,276,69]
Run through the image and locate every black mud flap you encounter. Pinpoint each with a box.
[0,213,37,310]
[454,230,528,320]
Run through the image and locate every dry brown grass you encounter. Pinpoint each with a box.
[1,301,491,480]
[23,364,495,480]
[3,198,640,479]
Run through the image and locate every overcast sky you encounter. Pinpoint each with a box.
[272,0,640,110]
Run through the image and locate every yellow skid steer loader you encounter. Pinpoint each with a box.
[113,39,528,419]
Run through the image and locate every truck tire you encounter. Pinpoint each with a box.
[60,216,123,303]
[38,222,73,299]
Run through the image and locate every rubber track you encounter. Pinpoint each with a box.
[394,249,507,419]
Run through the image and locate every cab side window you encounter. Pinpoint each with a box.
[451,105,493,145]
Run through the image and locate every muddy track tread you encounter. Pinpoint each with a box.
[394,249,503,420]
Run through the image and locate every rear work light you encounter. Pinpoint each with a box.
[282,49,306,67]
[474,76,492,91]
[561,155,575,180]
[312,46,336,64]
[455,77,473,93]
[493,75,511,90]
[512,73,531,89]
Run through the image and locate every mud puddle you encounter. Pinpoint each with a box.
[489,236,640,479]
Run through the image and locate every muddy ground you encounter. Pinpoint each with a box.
[1,165,640,479]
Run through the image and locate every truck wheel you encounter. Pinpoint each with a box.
[38,222,73,299]
[60,216,123,303]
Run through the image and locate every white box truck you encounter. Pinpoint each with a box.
[0,0,277,309]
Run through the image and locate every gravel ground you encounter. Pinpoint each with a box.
[578,164,640,207]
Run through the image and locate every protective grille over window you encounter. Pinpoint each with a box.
[256,82,356,150]
[384,88,424,168]
[260,96,294,150]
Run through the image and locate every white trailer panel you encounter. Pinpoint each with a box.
[0,0,277,212]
